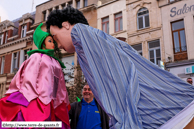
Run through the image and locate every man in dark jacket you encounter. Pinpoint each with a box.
[69,84,109,129]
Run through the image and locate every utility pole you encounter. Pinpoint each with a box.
[31,0,34,12]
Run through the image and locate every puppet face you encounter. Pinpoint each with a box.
[43,36,55,49]
[50,22,75,53]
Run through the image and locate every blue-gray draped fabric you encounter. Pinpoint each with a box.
[71,23,194,129]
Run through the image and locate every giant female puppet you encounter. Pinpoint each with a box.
[0,23,70,129]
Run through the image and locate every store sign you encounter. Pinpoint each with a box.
[170,4,194,17]
[185,66,194,74]
[159,61,165,70]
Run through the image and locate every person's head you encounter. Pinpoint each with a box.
[46,6,89,53]
[187,78,193,85]
[82,84,94,103]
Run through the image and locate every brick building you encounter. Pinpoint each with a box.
[0,12,35,98]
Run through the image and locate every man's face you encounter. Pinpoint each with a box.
[187,79,193,85]
[50,22,75,53]
[82,85,94,102]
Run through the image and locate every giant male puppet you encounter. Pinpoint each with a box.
[46,6,194,129]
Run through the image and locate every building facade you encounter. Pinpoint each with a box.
[159,0,194,82]
[0,12,35,98]
[126,0,164,67]
[97,0,127,41]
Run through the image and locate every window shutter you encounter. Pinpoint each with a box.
[16,51,19,69]
[1,57,4,74]
[0,57,1,74]
[107,22,109,34]
[21,26,23,38]
[138,17,143,29]
[115,19,119,32]
[156,49,161,58]
[145,15,150,27]
[20,50,24,66]
[120,18,123,31]
[24,25,27,37]
[0,34,3,45]
[102,24,105,32]
[10,53,14,73]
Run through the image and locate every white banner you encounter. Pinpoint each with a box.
[1,121,62,128]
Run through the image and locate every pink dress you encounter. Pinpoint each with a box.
[0,53,70,129]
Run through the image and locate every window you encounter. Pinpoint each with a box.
[115,12,123,32]
[137,8,150,30]
[11,52,19,73]
[102,17,109,34]
[131,44,142,56]
[169,0,178,3]
[84,0,88,7]
[0,34,4,45]
[24,50,28,61]
[62,4,66,8]
[172,20,186,53]
[171,20,187,61]
[24,49,31,61]
[148,40,161,65]
[19,49,31,66]
[21,25,27,38]
[68,2,72,7]
[43,11,46,21]
[55,6,59,10]
[1,56,5,74]
[49,9,52,13]
[13,53,18,69]
[76,0,80,9]
[5,32,8,43]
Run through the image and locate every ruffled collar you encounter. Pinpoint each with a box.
[27,49,66,68]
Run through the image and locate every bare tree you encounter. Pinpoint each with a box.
[64,62,86,103]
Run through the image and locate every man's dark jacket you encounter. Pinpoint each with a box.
[69,99,109,129]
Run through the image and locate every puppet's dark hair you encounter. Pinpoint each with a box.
[46,6,89,31]
[53,41,62,60]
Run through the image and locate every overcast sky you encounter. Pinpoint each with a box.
[0,0,49,21]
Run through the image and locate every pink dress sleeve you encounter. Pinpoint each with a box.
[6,53,55,105]
[6,53,43,101]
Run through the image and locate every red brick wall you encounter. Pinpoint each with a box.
[6,82,11,86]
[27,22,31,31]
[7,29,13,43]
[18,26,22,39]
[18,52,20,67]
[8,29,13,38]
[4,53,12,74]
[3,31,6,44]
[27,41,32,46]
[7,74,14,80]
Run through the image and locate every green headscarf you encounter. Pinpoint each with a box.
[28,23,66,68]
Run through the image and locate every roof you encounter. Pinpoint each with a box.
[11,11,36,36]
